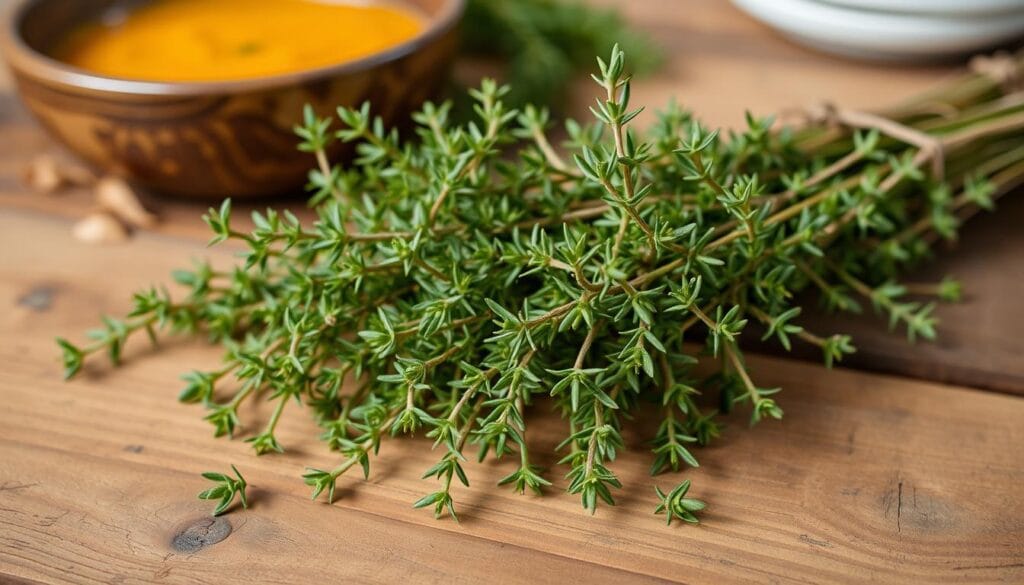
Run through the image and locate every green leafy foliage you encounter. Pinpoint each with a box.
[654,480,705,525]
[462,0,660,108]
[61,47,1024,524]
[198,465,248,516]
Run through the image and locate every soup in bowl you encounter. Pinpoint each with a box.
[0,0,464,198]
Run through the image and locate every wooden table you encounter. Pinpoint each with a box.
[2,2,1023,583]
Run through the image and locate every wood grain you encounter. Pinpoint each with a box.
[2,209,1023,584]
[2,1,1024,582]
[765,193,1024,395]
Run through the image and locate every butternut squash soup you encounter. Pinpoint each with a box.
[54,0,424,82]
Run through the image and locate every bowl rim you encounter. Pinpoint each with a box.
[0,0,465,98]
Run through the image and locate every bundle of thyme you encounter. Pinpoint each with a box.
[60,48,1024,521]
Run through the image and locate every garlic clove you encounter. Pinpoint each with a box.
[23,155,97,194]
[95,176,159,229]
[72,212,130,244]
[24,155,64,194]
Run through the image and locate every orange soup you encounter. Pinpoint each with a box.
[54,0,423,82]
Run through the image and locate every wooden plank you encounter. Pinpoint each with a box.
[761,193,1024,395]
[0,442,663,585]
[2,209,1023,584]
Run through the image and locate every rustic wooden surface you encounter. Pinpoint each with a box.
[2,1,1024,583]
[770,193,1024,395]
[2,209,1023,584]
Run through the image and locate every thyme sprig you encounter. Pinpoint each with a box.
[62,47,1024,522]
[654,480,705,526]
[198,465,249,516]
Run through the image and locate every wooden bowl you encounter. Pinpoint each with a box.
[0,0,463,198]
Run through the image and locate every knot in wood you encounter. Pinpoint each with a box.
[171,516,231,553]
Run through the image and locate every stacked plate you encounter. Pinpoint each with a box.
[731,0,1024,61]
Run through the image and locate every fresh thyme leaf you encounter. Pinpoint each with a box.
[654,480,705,526]
[62,47,1024,523]
[198,465,248,516]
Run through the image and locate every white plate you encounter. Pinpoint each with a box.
[732,0,1024,60]
[818,0,1024,16]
